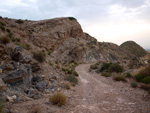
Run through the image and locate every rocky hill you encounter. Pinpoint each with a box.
[120,41,147,57]
[0,16,150,112]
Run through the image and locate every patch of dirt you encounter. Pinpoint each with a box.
[9,64,150,113]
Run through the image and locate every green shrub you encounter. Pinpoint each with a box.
[73,71,79,77]
[125,72,132,78]
[0,101,4,113]
[135,74,146,82]
[49,92,67,107]
[100,63,123,73]
[49,61,54,66]
[48,51,51,55]
[0,36,10,44]
[22,44,30,50]
[68,17,76,21]
[66,75,78,84]
[113,75,126,81]
[11,24,16,27]
[101,72,111,77]
[15,19,24,24]
[148,90,150,94]
[7,32,13,38]
[100,63,112,72]
[62,68,72,74]
[12,38,20,42]
[0,26,5,31]
[33,51,45,63]
[141,77,150,84]
[6,29,10,33]
[90,63,99,70]
[131,82,138,88]
[0,21,5,26]
[108,63,123,73]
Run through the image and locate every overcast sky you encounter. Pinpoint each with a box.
[0,0,150,49]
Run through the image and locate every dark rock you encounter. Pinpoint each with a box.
[32,76,42,85]
[26,89,41,99]
[11,47,31,63]
[2,65,32,88]
[5,64,14,71]
[31,62,40,72]
[36,80,49,91]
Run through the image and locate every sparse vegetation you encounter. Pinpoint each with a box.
[100,63,123,73]
[49,61,54,66]
[33,51,45,63]
[101,72,111,77]
[68,17,76,21]
[66,75,78,84]
[0,21,5,26]
[7,32,13,38]
[73,71,79,77]
[90,63,99,70]
[125,72,132,78]
[49,92,67,107]
[12,38,20,42]
[113,75,126,81]
[64,82,71,89]
[141,77,150,84]
[0,26,5,31]
[6,28,10,33]
[48,51,51,55]
[140,84,150,91]
[15,19,24,24]
[62,67,72,74]
[131,82,138,88]
[29,105,41,113]
[0,101,4,113]
[135,66,150,84]
[0,36,10,44]
[148,90,150,94]
[11,24,16,27]
[22,44,30,50]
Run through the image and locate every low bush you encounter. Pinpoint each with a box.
[100,63,112,72]
[0,36,10,44]
[33,51,45,63]
[140,84,150,91]
[141,77,150,84]
[12,38,20,42]
[0,21,5,26]
[125,72,132,78]
[113,75,126,81]
[49,61,54,66]
[135,66,150,84]
[15,19,24,24]
[131,82,138,88]
[62,68,72,74]
[49,92,67,107]
[66,75,78,84]
[6,29,10,33]
[148,90,150,94]
[64,82,71,89]
[68,17,76,21]
[73,71,79,77]
[108,63,123,73]
[0,101,4,113]
[48,51,51,55]
[22,44,30,50]
[90,63,99,70]
[0,26,5,31]
[7,32,13,38]
[101,72,111,77]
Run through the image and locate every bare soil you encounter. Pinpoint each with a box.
[9,64,150,113]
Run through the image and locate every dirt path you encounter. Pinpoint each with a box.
[10,64,150,113]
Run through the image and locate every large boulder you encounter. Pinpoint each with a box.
[2,65,32,88]
[36,80,49,91]
[11,47,31,63]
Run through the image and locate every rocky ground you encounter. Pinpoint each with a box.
[7,64,150,113]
